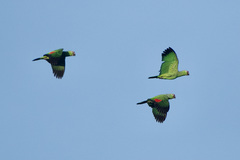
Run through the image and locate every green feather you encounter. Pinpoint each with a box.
[45,48,64,58]
[161,47,178,62]
[51,65,65,79]
[152,108,167,123]
[159,48,178,78]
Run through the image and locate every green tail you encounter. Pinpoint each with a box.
[148,76,158,79]
[137,100,148,105]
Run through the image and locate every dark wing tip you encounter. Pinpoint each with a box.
[52,67,65,79]
[162,47,175,57]
[153,113,167,123]
[53,70,64,79]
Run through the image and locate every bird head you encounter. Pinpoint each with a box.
[187,71,190,75]
[72,51,76,56]
[69,51,76,56]
[172,94,176,98]
[167,94,176,99]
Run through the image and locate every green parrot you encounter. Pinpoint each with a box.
[137,94,175,123]
[148,47,189,80]
[33,48,75,79]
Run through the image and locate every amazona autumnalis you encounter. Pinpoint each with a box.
[148,47,189,80]
[137,94,175,123]
[33,48,75,79]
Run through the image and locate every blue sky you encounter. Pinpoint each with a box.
[1,0,240,160]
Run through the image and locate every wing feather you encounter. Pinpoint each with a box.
[160,47,179,74]
[152,108,167,123]
[51,65,65,79]
[49,52,66,78]
[153,99,170,113]
[149,96,170,123]
[44,48,64,58]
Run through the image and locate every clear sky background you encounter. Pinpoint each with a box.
[1,0,240,160]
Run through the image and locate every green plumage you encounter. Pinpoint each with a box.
[137,94,175,123]
[32,48,75,79]
[148,47,189,80]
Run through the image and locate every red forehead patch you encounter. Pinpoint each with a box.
[154,99,162,103]
[49,51,55,54]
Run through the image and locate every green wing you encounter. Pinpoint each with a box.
[150,95,170,123]
[51,65,65,79]
[151,94,169,111]
[45,48,64,58]
[152,100,169,123]
[53,48,64,52]
[153,99,170,113]
[160,47,179,74]
[152,108,167,123]
[44,49,66,78]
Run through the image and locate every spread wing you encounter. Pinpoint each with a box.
[159,47,178,75]
[50,56,66,79]
[151,98,170,123]
[152,108,167,123]
[51,65,65,79]
[153,99,170,114]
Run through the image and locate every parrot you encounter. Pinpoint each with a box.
[137,94,175,123]
[148,47,189,80]
[33,48,75,79]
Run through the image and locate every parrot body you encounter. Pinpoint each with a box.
[137,94,175,123]
[33,48,75,79]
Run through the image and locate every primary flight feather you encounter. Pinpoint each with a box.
[137,94,175,123]
[148,47,189,80]
[33,48,75,79]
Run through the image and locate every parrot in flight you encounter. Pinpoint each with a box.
[137,94,175,123]
[33,48,75,79]
[149,47,189,80]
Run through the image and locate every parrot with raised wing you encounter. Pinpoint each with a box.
[149,47,189,80]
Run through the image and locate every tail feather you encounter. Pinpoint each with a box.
[137,100,148,105]
[32,57,43,61]
[148,76,158,79]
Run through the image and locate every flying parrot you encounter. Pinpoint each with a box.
[148,47,189,80]
[137,94,175,123]
[32,48,75,79]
